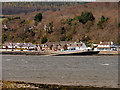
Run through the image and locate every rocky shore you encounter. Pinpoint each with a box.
[1,80,119,89]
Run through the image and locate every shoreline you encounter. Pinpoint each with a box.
[1,51,119,56]
[1,80,119,89]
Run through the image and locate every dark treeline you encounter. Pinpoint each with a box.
[2,2,88,15]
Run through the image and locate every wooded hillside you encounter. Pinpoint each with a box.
[2,2,119,44]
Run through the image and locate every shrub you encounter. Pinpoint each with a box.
[20,20,25,24]
[97,16,109,29]
[61,27,65,34]
[66,18,73,25]
[2,34,7,43]
[34,13,42,22]
[74,11,95,24]
[60,36,66,41]
[7,17,20,21]
[8,34,14,40]
[41,37,47,44]
[79,11,95,24]
[118,22,120,28]
[31,31,35,36]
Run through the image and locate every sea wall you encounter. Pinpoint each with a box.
[1,51,46,55]
[98,51,119,55]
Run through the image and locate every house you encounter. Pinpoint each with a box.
[41,41,88,51]
[2,42,37,51]
[67,42,87,51]
[97,41,118,51]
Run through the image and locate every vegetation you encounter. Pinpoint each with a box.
[97,16,109,29]
[31,31,35,36]
[60,36,66,41]
[66,18,73,25]
[8,34,14,40]
[78,11,95,24]
[2,34,7,43]
[1,2,118,44]
[7,17,20,21]
[34,13,42,22]
[73,11,95,24]
[118,22,120,28]
[41,37,48,44]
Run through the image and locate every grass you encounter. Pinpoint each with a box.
[0,18,7,21]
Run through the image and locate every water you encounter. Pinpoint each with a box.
[2,55,118,87]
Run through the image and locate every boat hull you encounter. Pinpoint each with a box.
[51,51,100,56]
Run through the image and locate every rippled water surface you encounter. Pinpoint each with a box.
[2,55,118,87]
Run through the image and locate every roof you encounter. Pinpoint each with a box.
[99,42,112,45]
[97,47,110,48]
[3,42,36,47]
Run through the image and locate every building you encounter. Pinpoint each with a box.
[41,41,88,51]
[97,41,118,51]
[2,42,37,51]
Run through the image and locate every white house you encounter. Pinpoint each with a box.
[2,42,37,51]
[97,41,118,51]
[67,42,88,51]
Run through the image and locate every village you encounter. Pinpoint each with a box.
[0,41,119,55]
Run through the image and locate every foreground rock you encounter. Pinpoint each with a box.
[1,80,119,89]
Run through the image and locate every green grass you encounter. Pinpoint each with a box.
[0,18,7,21]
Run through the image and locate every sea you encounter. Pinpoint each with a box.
[2,55,119,88]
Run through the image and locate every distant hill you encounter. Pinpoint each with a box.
[2,2,88,15]
[2,2,119,44]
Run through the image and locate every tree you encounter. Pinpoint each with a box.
[9,34,14,40]
[66,18,73,25]
[97,15,109,29]
[118,22,120,28]
[31,31,35,36]
[2,34,7,43]
[41,36,47,44]
[34,13,42,22]
[75,11,95,24]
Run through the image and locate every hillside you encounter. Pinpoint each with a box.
[2,2,119,44]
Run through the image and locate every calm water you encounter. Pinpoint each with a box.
[2,55,118,87]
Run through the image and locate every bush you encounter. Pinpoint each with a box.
[74,11,95,24]
[31,31,35,36]
[61,27,65,34]
[7,17,20,21]
[2,34,7,43]
[8,34,14,40]
[118,22,120,28]
[20,20,25,24]
[97,16,109,29]
[60,36,66,41]
[79,11,95,24]
[41,37,47,44]
[66,18,73,25]
[34,13,42,22]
